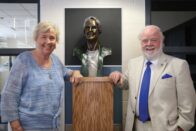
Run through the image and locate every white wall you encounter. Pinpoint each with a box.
[40,0,145,71]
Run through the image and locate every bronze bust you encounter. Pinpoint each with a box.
[73,16,112,76]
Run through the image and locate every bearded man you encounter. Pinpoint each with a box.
[109,25,196,131]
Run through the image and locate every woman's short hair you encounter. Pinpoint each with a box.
[33,21,60,43]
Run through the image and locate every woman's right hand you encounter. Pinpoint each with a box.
[10,119,24,131]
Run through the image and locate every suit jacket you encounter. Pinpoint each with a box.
[122,53,196,131]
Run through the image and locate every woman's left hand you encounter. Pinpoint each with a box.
[70,70,83,86]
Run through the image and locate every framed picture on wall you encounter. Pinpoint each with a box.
[65,8,122,65]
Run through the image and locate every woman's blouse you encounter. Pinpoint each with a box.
[0,51,72,130]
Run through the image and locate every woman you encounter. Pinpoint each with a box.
[0,21,81,131]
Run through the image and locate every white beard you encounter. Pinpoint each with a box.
[143,44,163,60]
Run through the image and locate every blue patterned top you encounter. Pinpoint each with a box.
[0,51,72,130]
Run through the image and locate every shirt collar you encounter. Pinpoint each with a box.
[144,58,158,66]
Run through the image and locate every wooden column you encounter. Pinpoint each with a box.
[72,77,113,131]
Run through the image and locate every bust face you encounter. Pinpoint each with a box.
[84,19,99,40]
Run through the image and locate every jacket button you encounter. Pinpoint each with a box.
[132,111,135,114]
[135,96,137,99]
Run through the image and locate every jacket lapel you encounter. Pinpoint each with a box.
[149,53,168,95]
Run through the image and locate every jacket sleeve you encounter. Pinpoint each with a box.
[176,60,196,131]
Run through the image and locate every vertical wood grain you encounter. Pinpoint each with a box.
[73,77,113,131]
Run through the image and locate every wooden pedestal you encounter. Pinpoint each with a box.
[72,77,113,131]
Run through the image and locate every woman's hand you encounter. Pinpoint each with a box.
[70,70,83,86]
[10,119,24,131]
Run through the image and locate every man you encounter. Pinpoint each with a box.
[73,16,112,76]
[109,25,196,131]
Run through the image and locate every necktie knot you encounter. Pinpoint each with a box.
[146,61,152,66]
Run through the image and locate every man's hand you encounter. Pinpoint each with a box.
[109,71,123,85]
[10,119,24,131]
[177,126,184,131]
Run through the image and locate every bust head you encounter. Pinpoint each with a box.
[83,16,102,41]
